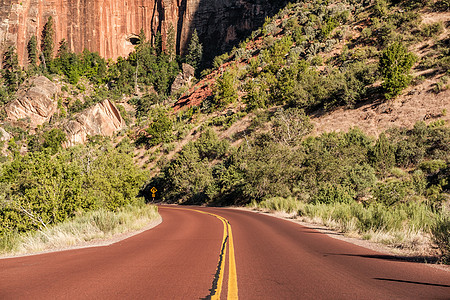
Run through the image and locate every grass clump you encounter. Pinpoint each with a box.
[431,211,450,263]
[250,196,302,214]
[251,198,443,253]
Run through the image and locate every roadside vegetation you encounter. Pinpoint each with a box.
[150,114,449,260]
[0,204,159,256]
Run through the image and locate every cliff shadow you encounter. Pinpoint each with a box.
[184,0,290,69]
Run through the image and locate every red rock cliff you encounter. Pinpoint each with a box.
[0,0,282,65]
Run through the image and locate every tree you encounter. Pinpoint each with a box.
[42,128,67,154]
[154,31,163,56]
[185,29,203,70]
[41,16,55,69]
[379,42,416,99]
[166,24,176,62]
[271,108,313,146]
[57,38,69,57]
[2,46,23,92]
[27,35,38,69]
[138,28,146,45]
[214,71,237,107]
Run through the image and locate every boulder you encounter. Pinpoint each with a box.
[5,76,59,128]
[171,63,195,94]
[63,99,125,147]
[0,127,11,142]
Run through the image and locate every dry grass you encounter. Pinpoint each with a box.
[249,197,441,255]
[0,205,160,257]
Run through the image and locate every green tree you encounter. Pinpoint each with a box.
[144,109,173,146]
[185,29,203,70]
[166,24,176,62]
[138,28,146,45]
[41,16,55,69]
[27,35,38,70]
[2,46,23,92]
[42,128,67,154]
[214,71,237,107]
[154,31,163,56]
[379,42,416,99]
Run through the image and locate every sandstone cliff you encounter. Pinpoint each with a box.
[63,99,125,147]
[5,76,59,128]
[0,0,285,65]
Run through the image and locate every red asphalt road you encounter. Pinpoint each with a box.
[1,206,449,299]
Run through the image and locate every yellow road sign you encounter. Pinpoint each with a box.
[151,187,157,198]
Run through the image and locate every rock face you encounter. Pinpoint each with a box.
[5,76,59,127]
[0,127,12,142]
[63,99,125,147]
[171,63,195,94]
[0,0,285,65]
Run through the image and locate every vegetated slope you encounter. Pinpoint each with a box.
[142,0,450,260]
[174,0,449,130]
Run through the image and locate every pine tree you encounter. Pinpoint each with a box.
[41,16,55,69]
[57,38,69,57]
[185,29,203,70]
[154,31,163,56]
[166,24,176,62]
[27,35,38,68]
[138,28,146,45]
[2,46,23,92]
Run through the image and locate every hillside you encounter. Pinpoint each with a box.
[0,0,449,260]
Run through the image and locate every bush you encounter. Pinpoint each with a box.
[312,183,356,204]
[214,71,237,108]
[0,145,147,234]
[379,42,416,99]
[143,109,173,146]
[271,108,313,146]
[373,180,411,207]
[370,133,396,176]
[421,22,444,38]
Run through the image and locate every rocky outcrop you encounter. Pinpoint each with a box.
[0,127,12,142]
[171,63,195,94]
[5,76,59,128]
[63,99,125,147]
[0,0,286,65]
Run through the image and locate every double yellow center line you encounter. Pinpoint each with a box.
[202,211,238,300]
[164,207,238,299]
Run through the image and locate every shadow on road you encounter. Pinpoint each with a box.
[323,253,440,264]
[373,278,450,288]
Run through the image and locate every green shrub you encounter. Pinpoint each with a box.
[312,183,356,204]
[373,180,411,207]
[142,109,173,146]
[0,145,146,234]
[421,22,444,38]
[370,133,395,176]
[214,71,238,107]
[379,42,416,99]
[419,160,447,174]
[434,0,450,11]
